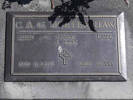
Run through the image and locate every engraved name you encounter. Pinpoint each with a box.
[15,18,116,30]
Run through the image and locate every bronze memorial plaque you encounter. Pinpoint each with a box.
[5,12,127,82]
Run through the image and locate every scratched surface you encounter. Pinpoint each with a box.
[0,0,133,99]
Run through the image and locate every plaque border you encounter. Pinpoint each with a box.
[4,12,127,82]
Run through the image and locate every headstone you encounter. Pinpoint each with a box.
[5,12,127,82]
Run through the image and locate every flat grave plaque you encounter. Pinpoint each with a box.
[5,12,127,82]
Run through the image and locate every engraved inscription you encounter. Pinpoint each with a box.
[16,21,46,29]
[60,35,78,46]
[96,61,113,67]
[16,35,34,41]
[18,61,55,68]
[50,19,116,29]
[94,20,116,29]
[33,61,55,68]
[97,33,113,40]
[11,15,119,75]
[80,61,92,66]
[18,61,31,68]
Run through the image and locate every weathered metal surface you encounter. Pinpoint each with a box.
[4,12,127,81]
